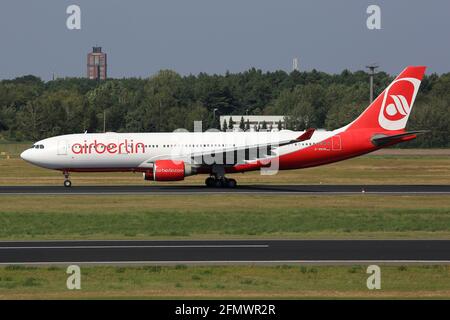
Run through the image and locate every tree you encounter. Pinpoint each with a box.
[18,101,43,140]
[181,102,208,132]
[406,97,449,147]
[228,117,234,130]
[87,108,98,132]
[222,119,228,131]
[325,103,364,130]
[0,106,15,131]
[269,85,323,130]
[0,68,447,147]
[239,116,245,130]
[261,120,267,130]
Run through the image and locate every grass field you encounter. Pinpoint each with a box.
[0,265,449,299]
[0,195,449,240]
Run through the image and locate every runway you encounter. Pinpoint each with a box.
[0,184,449,195]
[0,240,449,265]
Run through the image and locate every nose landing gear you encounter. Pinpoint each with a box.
[63,171,72,188]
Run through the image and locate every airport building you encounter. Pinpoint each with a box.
[87,47,107,80]
[219,115,285,132]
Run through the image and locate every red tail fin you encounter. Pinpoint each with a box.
[346,66,426,132]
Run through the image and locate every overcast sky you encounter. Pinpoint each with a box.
[0,0,449,80]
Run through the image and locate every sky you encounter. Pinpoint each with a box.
[0,0,449,80]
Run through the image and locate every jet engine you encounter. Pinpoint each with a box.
[143,160,196,181]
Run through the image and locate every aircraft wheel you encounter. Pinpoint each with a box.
[64,180,72,188]
[227,179,237,188]
[205,177,215,187]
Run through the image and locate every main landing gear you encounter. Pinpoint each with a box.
[205,176,237,188]
[63,171,72,188]
[205,165,237,188]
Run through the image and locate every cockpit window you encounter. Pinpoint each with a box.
[31,144,44,149]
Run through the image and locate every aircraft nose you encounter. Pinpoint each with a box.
[20,149,33,162]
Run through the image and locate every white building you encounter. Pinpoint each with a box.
[219,115,285,132]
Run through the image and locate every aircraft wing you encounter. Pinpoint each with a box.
[187,128,316,165]
[137,129,315,168]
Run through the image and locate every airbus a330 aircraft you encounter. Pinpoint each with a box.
[21,66,427,188]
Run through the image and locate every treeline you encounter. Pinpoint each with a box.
[0,69,449,147]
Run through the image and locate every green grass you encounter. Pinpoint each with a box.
[0,265,449,299]
[0,195,449,240]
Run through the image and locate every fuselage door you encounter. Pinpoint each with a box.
[57,140,68,155]
[332,135,342,151]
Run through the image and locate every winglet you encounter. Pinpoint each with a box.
[297,128,315,142]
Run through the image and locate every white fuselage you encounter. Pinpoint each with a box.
[20,130,335,171]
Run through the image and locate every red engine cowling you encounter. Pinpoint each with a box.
[155,160,188,181]
[143,160,196,181]
[154,160,185,181]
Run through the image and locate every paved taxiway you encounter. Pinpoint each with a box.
[0,184,449,195]
[0,240,449,265]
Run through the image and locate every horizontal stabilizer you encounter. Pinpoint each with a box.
[371,130,429,146]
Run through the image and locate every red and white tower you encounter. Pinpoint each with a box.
[87,47,107,80]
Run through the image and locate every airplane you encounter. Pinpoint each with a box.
[20,66,428,188]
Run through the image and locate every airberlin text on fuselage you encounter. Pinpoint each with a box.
[71,140,145,155]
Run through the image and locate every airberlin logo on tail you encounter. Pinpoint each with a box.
[378,77,421,130]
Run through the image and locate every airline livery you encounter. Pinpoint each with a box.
[20,66,428,188]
